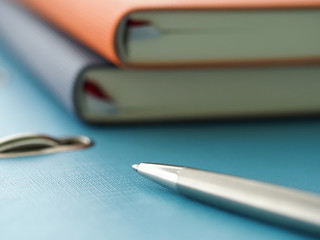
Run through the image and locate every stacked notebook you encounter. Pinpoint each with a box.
[1,0,320,123]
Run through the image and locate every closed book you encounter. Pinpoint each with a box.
[1,1,320,123]
[20,0,320,68]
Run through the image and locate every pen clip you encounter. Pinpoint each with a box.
[0,133,93,158]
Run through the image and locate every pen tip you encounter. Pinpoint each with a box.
[132,164,139,171]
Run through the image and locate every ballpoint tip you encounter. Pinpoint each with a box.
[132,164,139,171]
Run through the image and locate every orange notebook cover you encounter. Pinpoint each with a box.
[20,0,320,68]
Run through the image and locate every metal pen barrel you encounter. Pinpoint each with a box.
[133,163,320,235]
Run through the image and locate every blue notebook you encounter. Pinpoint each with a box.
[1,37,320,240]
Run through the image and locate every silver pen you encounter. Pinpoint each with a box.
[132,163,320,235]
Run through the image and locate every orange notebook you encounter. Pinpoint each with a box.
[21,0,320,68]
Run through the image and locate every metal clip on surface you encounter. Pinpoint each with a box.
[0,133,94,159]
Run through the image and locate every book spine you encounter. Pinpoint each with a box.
[0,0,108,118]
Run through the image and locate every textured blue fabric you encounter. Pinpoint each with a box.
[1,45,320,240]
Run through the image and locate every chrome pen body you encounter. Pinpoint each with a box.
[132,163,320,235]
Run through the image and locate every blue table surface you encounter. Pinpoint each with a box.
[0,46,319,240]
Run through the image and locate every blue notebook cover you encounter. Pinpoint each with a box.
[0,0,110,118]
[1,37,320,240]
